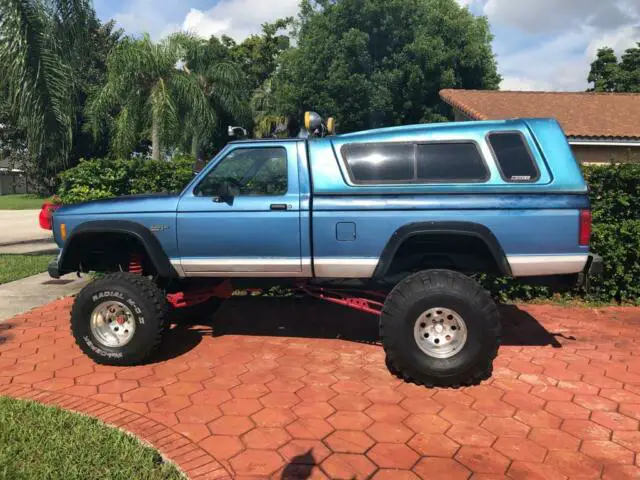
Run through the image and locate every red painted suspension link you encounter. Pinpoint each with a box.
[299,285,385,315]
[167,280,233,309]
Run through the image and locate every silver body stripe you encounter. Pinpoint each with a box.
[313,258,379,278]
[507,255,588,277]
[170,259,185,277]
[172,258,312,278]
[170,257,377,278]
[172,255,588,279]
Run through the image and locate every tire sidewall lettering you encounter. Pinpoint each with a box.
[87,290,146,346]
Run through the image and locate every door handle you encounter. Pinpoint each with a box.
[270,203,288,211]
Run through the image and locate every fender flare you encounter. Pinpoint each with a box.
[58,220,178,278]
[372,221,512,278]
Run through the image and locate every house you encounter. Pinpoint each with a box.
[0,158,29,195]
[440,89,640,164]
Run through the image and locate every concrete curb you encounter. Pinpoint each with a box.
[0,237,53,248]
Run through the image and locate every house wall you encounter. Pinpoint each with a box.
[0,174,29,195]
[570,145,640,165]
[453,108,472,122]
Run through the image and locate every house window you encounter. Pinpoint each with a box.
[488,132,539,182]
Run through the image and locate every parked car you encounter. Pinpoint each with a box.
[45,114,601,387]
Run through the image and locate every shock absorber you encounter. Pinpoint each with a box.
[128,253,144,275]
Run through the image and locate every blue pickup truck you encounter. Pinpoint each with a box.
[48,114,601,387]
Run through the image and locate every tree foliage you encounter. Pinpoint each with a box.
[87,33,248,161]
[206,20,294,138]
[172,33,248,158]
[270,0,500,133]
[71,18,123,161]
[0,100,29,170]
[588,43,640,93]
[223,18,293,92]
[0,0,93,190]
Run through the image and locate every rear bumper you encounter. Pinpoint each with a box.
[577,254,603,287]
[515,254,603,290]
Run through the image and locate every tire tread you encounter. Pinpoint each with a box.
[380,269,501,388]
[70,272,168,366]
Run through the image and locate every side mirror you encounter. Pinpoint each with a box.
[228,126,248,138]
[214,181,240,203]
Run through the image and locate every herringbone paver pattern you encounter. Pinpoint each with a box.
[1,296,640,479]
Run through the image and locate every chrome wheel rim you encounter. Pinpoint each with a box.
[90,301,136,348]
[414,307,467,359]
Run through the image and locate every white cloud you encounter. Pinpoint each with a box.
[176,0,298,41]
[485,0,640,91]
[110,0,298,41]
[112,0,181,39]
[587,25,640,58]
[484,0,636,34]
[500,76,554,91]
[181,8,230,38]
[498,25,639,91]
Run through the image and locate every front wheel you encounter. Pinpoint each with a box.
[381,269,501,387]
[71,272,168,366]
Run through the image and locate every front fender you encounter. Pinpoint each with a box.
[56,220,178,279]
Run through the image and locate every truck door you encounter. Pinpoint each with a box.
[176,142,305,277]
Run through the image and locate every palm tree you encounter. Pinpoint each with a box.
[89,33,246,161]
[87,34,212,160]
[0,0,92,183]
[251,78,288,138]
[172,33,247,158]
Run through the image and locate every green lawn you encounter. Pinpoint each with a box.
[0,194,45,210]
[0,255,52,284]
[0,397,184,480]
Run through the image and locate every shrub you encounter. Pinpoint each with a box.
[583,163,640,222]
[57,155,195,204]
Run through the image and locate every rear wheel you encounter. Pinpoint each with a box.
[71,272,168,365]
[381,269,501,387]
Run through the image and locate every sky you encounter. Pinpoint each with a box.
[94,0,640,92]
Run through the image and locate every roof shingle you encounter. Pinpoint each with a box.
[440,89,640,140]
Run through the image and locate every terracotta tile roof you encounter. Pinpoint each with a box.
[440,89,640,140]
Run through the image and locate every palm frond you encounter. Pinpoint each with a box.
[149,77,179,148]
[0,0,78,170]
[169,71,216,137]
[111,104,140,158]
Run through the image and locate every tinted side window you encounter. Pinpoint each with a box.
[195,148,287,196]
[488,133,539,182]
[416,142,487,182]
[343,143,414,183]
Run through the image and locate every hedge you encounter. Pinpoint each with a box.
[57,156,195,204]
[57,159,640,304]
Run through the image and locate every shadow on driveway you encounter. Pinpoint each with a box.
[151,296,570,363]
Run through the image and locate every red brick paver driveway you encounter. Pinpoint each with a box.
[1,296,640,479]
